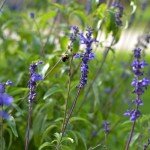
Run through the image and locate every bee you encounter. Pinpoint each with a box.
[61,54,69,62]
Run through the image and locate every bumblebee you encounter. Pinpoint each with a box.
[61,54,69,62]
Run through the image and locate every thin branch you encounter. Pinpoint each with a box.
[61,88,81,136]
[25,103,32,150]
[61,55,73,134]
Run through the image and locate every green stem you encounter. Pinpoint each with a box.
[61,56,73,133]
[125,120,136,150]
[25,102,32,150]
[62,88,81,136]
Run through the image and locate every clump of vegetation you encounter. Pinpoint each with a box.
[0,0,150,149]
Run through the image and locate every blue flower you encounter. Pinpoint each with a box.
[133,99,143,106]
[111,2,124,26]
[0,81,13,119]
[0,93,13,106]
[0,111,10,119]
[28,61,43,103]
[0,82,13,106]
[124,109,141,121]
[30,12,35,19]
[103,121,110,134]
[70,26,79,42]
[124,47,149,121]
[31,73,43,82]
[76,27,97,88]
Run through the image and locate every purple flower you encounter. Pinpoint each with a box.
[133,99,143,106]
[0,82,13,106]
[30,12,35,19]
[130,110,141,121]
[0,93,13,106]
[0,81,13,119]
[74,53,82,58]
[70,26,79,42]
[131,78,150,94]
[0,111,10,119]
[103,121,110,134]
[28,61,43,103]
[124,47,149,121]
[77,27,97,88]
[133,48,141,58]
[31,73,43,82]
[141,0,148,11]
[111,2,124,26]
[124,109,141,121]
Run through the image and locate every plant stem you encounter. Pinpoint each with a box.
[125,120,136,150]
[25,102,32,150]
[56,88,81,150]
[61,88,81,136]
[61,55,73,134]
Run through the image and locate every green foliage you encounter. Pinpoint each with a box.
[0,0,150,150]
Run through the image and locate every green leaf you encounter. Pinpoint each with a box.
[70,10,87,27]
[41,63,50,77]
[96,3,107,19]
[75,131,87,150]
[7,116,18,137]
[130,133,140,146]
[61,145,73,150]
[0,136,6,150]
[5,128,13,150]
[38,142,53,150]
[51,3,64,10]
[43,85,63,100]
[70,117,92,127]
[42,125,57,141]
[39,11,57,27]
[59,36,69,51]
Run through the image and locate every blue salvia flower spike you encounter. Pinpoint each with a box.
[124,48,150,121]
[111,2,124,26]
[75,27,97,88]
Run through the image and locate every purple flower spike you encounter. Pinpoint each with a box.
[77,27,97,88]
[28,61,43,103]
[70,26,79,42]
[111,2,124,26]
[103,121,110,134]
[124,47,149,122]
